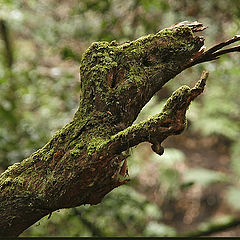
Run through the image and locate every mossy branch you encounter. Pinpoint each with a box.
[0,21,239,236]
[103,71,208,156]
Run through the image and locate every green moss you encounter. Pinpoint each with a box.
[69,142,85,157]
[162,85,190,113]
[87,136,108,155]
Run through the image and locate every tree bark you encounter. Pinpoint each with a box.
[0,21,239,236]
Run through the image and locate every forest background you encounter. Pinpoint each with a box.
[0,0,240,237]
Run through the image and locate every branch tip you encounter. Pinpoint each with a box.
[190,71,209,100]
[186,34,240,68]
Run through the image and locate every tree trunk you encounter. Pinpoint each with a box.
[0,21,239,236]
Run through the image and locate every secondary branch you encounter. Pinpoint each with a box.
[104,71,209,156]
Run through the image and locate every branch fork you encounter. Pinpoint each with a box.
[0,20,239,236]
[105,71,209,157]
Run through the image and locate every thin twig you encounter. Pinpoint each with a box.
[186,35,240,68]
[204,35,240,55]
[210,45,240,59]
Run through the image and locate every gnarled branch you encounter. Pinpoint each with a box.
[0,21,239,236]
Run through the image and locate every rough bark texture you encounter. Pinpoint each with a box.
[0,21,239,236]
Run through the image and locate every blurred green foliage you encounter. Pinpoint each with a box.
[0,0,240,237]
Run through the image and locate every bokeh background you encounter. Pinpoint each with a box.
[0,0,240,237]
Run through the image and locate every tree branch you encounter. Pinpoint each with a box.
[185,35,240,68]
[0,21,239,236]
[104,71,208,156]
